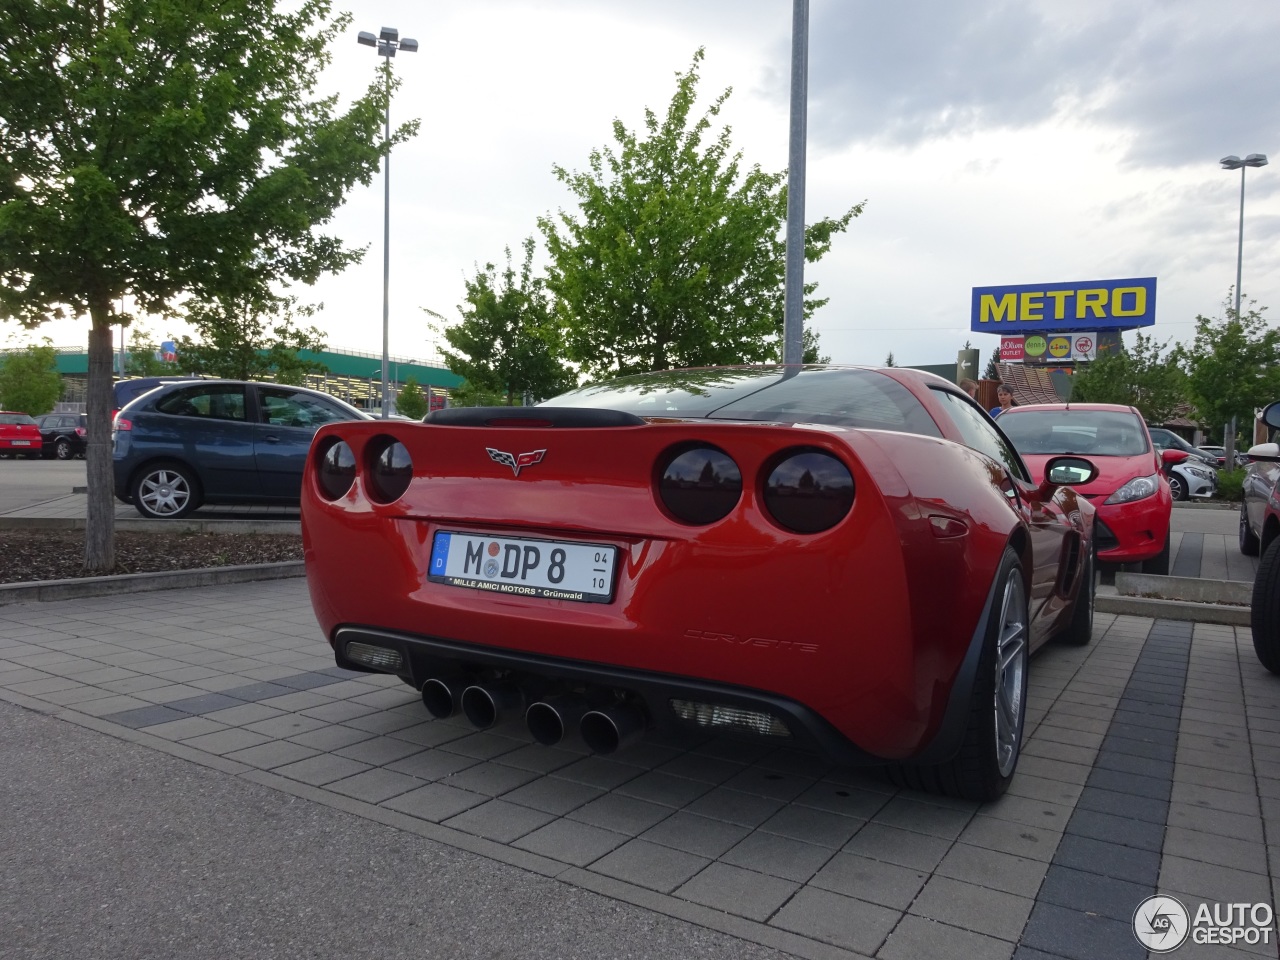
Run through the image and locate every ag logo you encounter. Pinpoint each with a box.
[1048,335,1071,358]
[1133,895,1190,952]
[1024,335,1047,357]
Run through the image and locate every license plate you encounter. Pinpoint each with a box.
[10,440,30,446]
[429,532,617,603]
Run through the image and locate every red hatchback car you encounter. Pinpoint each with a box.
[998,403,1172,574]
[302,366,1100,800]
[0,412,41,458]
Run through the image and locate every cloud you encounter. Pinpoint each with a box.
[801,0,1280,168]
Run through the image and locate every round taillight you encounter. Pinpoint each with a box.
[763,450,854,533]
[317,441,356,501]
[658,446,742,525]
[369,440,413,503]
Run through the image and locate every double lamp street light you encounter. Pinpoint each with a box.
[358,26,416,419]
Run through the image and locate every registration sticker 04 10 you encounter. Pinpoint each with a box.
[428,532,617,603]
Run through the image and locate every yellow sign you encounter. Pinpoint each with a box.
[1048,336,1071,358]
[1024,335,1047,357]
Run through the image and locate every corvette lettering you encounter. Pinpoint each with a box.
[685,629,818,653]
[486,447,547,477]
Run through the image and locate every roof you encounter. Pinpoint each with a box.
[995,363,1070,405]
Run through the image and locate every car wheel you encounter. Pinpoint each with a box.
[1250,537,1280,675]
[1141,536,1171,576]
[54,438,72,460]
[1056,550,1094,646]
[1240,502,1261,557]
[887,548,1028,801]
[1167,473,1187,502]
[131,463,200,519]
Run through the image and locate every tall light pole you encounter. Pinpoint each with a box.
[358,27,417,418]
[782,0,809,366]
[1219,153,1266,459]
[1220,153,1268,319]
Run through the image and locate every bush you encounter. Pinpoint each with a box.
[1216,467,1246,502]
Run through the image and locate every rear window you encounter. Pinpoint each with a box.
[549,368,942,438]
[999,410,1149,456]
[0,414,37,425]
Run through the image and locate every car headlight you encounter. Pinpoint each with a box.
[1186,466,1214,480]
[1104,473,1160,505]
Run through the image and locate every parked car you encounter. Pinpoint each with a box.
[0,412,41,458]
[301,366,1100,801]
[1198,445,1229,469]
[34,412,87,460]
[998,403,1172,574]
[113,380,368,519]
[1244,401,1280,674]
[1146,427,1219,469]
[1157,447,1218,501]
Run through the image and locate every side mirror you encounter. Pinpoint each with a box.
[1161,448,1189,465]
[1044,455,1099,487]
[1261,401,1280,431]
[1246,442,1280,463]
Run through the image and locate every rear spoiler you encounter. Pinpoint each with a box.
[425,407,646,428]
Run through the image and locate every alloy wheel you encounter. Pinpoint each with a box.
[993,574,1028,778]
[138,469,191,517]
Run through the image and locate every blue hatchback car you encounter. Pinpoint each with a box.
[113,379,369,518]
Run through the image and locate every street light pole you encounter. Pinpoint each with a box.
[1220,153,1268,319]
[782,0,809,366]
[358,27,417,418]
[1218,153,1267,460]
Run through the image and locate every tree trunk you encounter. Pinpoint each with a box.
[84,308,116,573]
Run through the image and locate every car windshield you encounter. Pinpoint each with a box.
[999,410,1150,456]
[547,367,943,438]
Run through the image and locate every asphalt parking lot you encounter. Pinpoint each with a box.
[1,461,1278,959]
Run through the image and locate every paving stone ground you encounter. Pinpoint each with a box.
[2,578,1278,959]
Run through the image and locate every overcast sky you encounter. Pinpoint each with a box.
[18,0,1280,373]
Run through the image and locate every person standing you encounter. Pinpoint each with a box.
[990,384,1016,418]
[960,378,979,399]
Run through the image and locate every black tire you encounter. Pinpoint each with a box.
[1056,550,1094,646]
[1167,472,1188,502]
[54,437,72,460]
[1251,538,1280,675]
[1142,536,1171,576]
[886,547,1029,801]
[1241,502,1261,557]
[131,462,200,519]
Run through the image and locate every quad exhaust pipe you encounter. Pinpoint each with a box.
[579,704,645,755]
[426,676,646,753]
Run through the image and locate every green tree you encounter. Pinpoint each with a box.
[883,351,896,367]
[123,329,179,377]
[0,341,62,414]
[173,294,327,385]
[802,328,830,364]
[0,0,413,571]
[427,239,577,405]
[1070,332,1186,423]
[538,49,861,380]
[983,354,1000,381]
[395,377,428,420]
[1179,297,1280,451]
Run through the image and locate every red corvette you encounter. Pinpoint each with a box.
[302,366,1098,800]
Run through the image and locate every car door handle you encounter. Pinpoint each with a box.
[264,435,282,444]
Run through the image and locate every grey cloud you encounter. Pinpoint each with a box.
[797,0,1280,168]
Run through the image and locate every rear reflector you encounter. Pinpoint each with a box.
[344,641,403,672]
[670,699,791,738]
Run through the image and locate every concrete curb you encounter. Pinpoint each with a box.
[1096,591,1250,626]
[0,516,300,535]
[1171,500,1236,510]
[1115,571,1251,606]
[0,561,304,605]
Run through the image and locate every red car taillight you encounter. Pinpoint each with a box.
[75,427,86,437]
[657,445,742,525]
[367,439,413,503]
[762,449,855,534]
[317,440,357,500]
[114,418,132,431]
